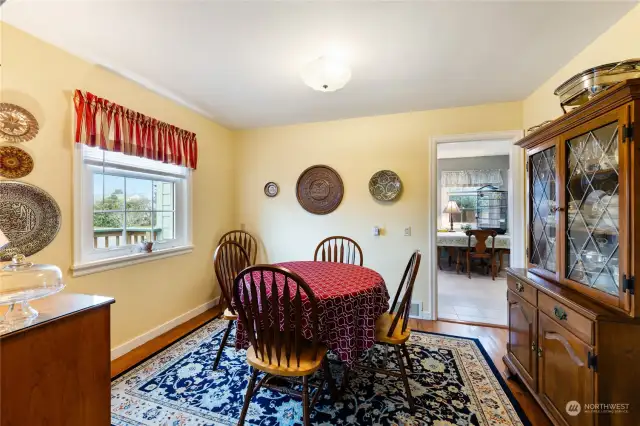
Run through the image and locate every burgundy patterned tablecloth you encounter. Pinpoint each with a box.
[235,261,390,366]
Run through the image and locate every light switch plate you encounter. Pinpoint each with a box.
[373,226,380,236]
[404,227,411,236]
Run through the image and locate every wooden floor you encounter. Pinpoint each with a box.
[111,307,551,426]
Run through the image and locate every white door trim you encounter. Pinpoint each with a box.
[427,130,525,321]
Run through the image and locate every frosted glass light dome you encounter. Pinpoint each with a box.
[300,56,351,92]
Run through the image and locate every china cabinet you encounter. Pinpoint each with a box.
[505,79,640,426]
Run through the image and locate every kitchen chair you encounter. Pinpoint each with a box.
[218,230,257,265]
[212,241,250,370]
[235,265,335,426]
[456,229,497,280]
[314,236,363,266]
[356,250,421,413]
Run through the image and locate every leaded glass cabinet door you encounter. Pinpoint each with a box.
[528,141,559,279]
[561,107,630,311]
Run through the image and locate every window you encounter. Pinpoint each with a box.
[440,187,479,229]
[73,145,192,276]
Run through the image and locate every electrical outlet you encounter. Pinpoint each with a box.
[404,227,411,236]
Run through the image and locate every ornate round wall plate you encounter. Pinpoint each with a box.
[0,181,61,261]
[0,103,39,143]
[296,165,344,215]
[0,146,34,178]
[369,170,402,201]
[264,182,279,197]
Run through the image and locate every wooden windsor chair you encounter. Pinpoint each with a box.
[234,265,336,426]
[212,241,250,370]
[356,250,421,413]
[313,236,363,266]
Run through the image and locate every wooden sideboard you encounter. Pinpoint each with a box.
[0,293,115,426]
[505,269,640,426]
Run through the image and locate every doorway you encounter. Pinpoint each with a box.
[428,131,525,326]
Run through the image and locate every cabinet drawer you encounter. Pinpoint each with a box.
[507,275,536,306]
[538,292,594,345]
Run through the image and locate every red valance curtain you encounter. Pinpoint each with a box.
[73,90,198,169]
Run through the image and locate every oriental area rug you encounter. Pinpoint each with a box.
[111,318,530,426]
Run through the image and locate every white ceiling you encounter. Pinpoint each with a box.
[437,140,512,159]
[2,1,636,129]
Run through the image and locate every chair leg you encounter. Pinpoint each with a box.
[213,320,234,370]
[401,343,413,373]
[437,247,442,271]
[302,375,311,426]
[238,368,259,425]
[395,345,415,413]
[323,356,339,400]
[467,253,471,279]
[456,250,460,274]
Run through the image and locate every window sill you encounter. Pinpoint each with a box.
[71,245,194,277]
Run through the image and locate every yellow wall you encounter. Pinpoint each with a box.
[0,24,236,348]
[523,3,640,129]
[235,103,523,309]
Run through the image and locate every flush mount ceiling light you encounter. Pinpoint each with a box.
[300,56,351,92]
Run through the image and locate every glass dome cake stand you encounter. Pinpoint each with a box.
[0,254,65,326]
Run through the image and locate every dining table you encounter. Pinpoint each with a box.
[437,231,511,270]
[234,261,390,369]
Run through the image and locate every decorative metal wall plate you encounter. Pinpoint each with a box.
[0,103,39,143]
[0,181,61,261]
[0,146,34,178]
[296,165,344,215]
[264,182,279,197]
[369,170,402,201]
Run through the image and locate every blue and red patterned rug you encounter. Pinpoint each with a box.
[111,318,530,425]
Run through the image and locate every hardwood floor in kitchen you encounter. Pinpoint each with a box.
[111,307,550,426]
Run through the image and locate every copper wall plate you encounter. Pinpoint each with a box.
[0,146,34,178]
[0,181,61,261]
[296,165,344,215]
[0,103,39,143]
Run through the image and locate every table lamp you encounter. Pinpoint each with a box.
[443,201,461,232]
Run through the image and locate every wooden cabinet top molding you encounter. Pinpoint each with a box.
[0,293,115,339]
[517,78,640,149]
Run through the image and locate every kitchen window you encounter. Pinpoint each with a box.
[73,144,192,276]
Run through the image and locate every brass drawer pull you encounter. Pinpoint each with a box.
[515,282,524,293]
[537,347,543,358]
[531,341,536,352]
[554,306,568,321]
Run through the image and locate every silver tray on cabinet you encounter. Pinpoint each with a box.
[554,59,640,113]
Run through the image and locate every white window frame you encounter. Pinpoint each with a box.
[72,144,193,277]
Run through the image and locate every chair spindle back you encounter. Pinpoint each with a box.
[233,265,319,368]
[219,230,258,265]
[314,236,363,266]
[387,250,422,337]
[214,241,251,314]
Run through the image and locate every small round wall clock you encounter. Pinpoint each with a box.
[264,182,279,197]
[0,145,34,178]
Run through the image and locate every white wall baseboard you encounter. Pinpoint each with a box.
[111,297,220,360]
